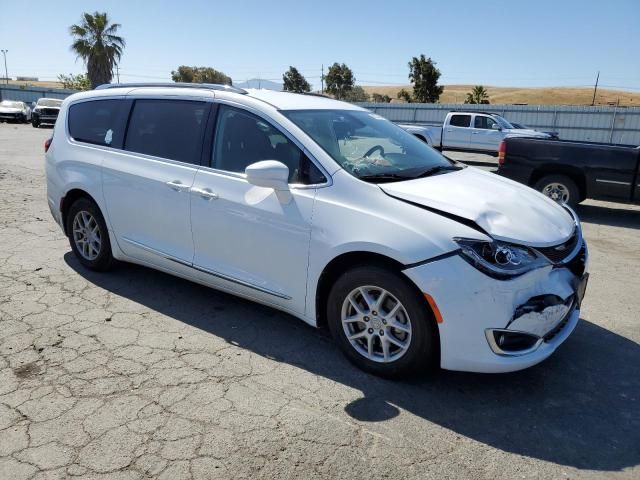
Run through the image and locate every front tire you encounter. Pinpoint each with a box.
[534,174,580,208]
[327,265,438,378]
[66,198,114,271]
[32,118,40,128]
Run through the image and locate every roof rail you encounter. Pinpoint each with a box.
[95,82,248,94]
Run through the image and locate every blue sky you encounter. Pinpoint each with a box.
[2,0,639,91]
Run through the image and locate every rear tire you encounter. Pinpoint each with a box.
[534,174,580,208]
[66,198,114,271]
[327,265,438,379]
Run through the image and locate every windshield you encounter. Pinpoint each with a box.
[283,109,456,182]
[37,98,62,107]
[1,101,23,108]
[493,114,515,129]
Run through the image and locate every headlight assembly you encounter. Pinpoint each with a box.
[454,238,550,279]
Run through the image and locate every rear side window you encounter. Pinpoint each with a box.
[449,114,471,128]
[124,100,208,165]
[68,100,126,147]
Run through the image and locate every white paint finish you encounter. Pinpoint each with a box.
[190,168,316,314]
[243,89,366,111]
[101,150,198,266]
[404,256,584,373]
[399,111,551,153]
[47,86,588,373]
[380,166,575,247]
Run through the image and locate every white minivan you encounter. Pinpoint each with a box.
[45,83,588,378]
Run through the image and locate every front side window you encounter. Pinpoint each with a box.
[124,100,208,165]
[283,109,458,182]
[213,106,326,184]
[68,100,127,147]
[474,116,497,129]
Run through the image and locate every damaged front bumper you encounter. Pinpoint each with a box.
[403,241,588,373]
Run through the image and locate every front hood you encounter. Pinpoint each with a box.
[380,167,575,247]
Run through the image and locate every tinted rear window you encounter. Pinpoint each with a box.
[124,100,208,165]
[68,100,126,147]
[449,114,471,127]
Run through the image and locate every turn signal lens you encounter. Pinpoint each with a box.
[424,293,443,324]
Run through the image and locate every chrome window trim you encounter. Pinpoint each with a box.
[121,237,291,300]
[211,99,333,188]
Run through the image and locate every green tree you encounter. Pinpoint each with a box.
[171,66,232,85]
[282,66,311,93]
[464,85,490,104]
[57,73,91,91]
[397,89,413,103]
[371,93,392,103]
[69,12,125,89]
[324,63,354,100]
[343,86,369,102]
[408,54,443,103]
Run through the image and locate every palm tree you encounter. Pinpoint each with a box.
[465,85,490,104]
[69,12,125,89]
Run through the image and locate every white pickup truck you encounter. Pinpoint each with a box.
[399,111,552,154]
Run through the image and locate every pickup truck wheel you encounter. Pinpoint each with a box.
[534,174,579,208]
[327,265,438,379]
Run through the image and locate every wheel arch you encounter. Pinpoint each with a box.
[314,251,438,332]
[60,188,100,236]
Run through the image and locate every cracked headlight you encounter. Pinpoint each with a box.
[454,238,549,279]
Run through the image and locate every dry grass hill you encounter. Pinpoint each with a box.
[361,85,640,106]
[5,80,639,106]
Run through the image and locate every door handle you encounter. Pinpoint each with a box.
[191,187,219,200]
[472,131,479,134]
[166,180,190,192]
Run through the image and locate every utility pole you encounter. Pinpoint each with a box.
[591,70,599,106]
[321,64,324,94]
[1,50,8,84]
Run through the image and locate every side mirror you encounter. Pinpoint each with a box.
[245,160,289,191]
[491,123,502,131]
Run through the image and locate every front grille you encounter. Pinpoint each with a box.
[41,108,59,116]
[536,232,579,263]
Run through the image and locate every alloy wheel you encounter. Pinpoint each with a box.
[341,286,413,363]
[72,211,102,261]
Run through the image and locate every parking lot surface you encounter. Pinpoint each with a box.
[1,123,638,479]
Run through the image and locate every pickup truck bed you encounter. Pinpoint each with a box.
[497,137,640,207]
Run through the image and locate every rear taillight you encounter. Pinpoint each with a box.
[44,137,52,153]
[498,140,506,166]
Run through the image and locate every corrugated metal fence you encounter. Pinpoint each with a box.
[356,102,640,146]
[0,84,78,104]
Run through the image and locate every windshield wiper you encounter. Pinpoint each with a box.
[357,173,411,183]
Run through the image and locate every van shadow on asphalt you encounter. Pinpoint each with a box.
[65,253,640,473]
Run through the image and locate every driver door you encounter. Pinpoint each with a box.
[189,105,327,314]
[471,115,503,151]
